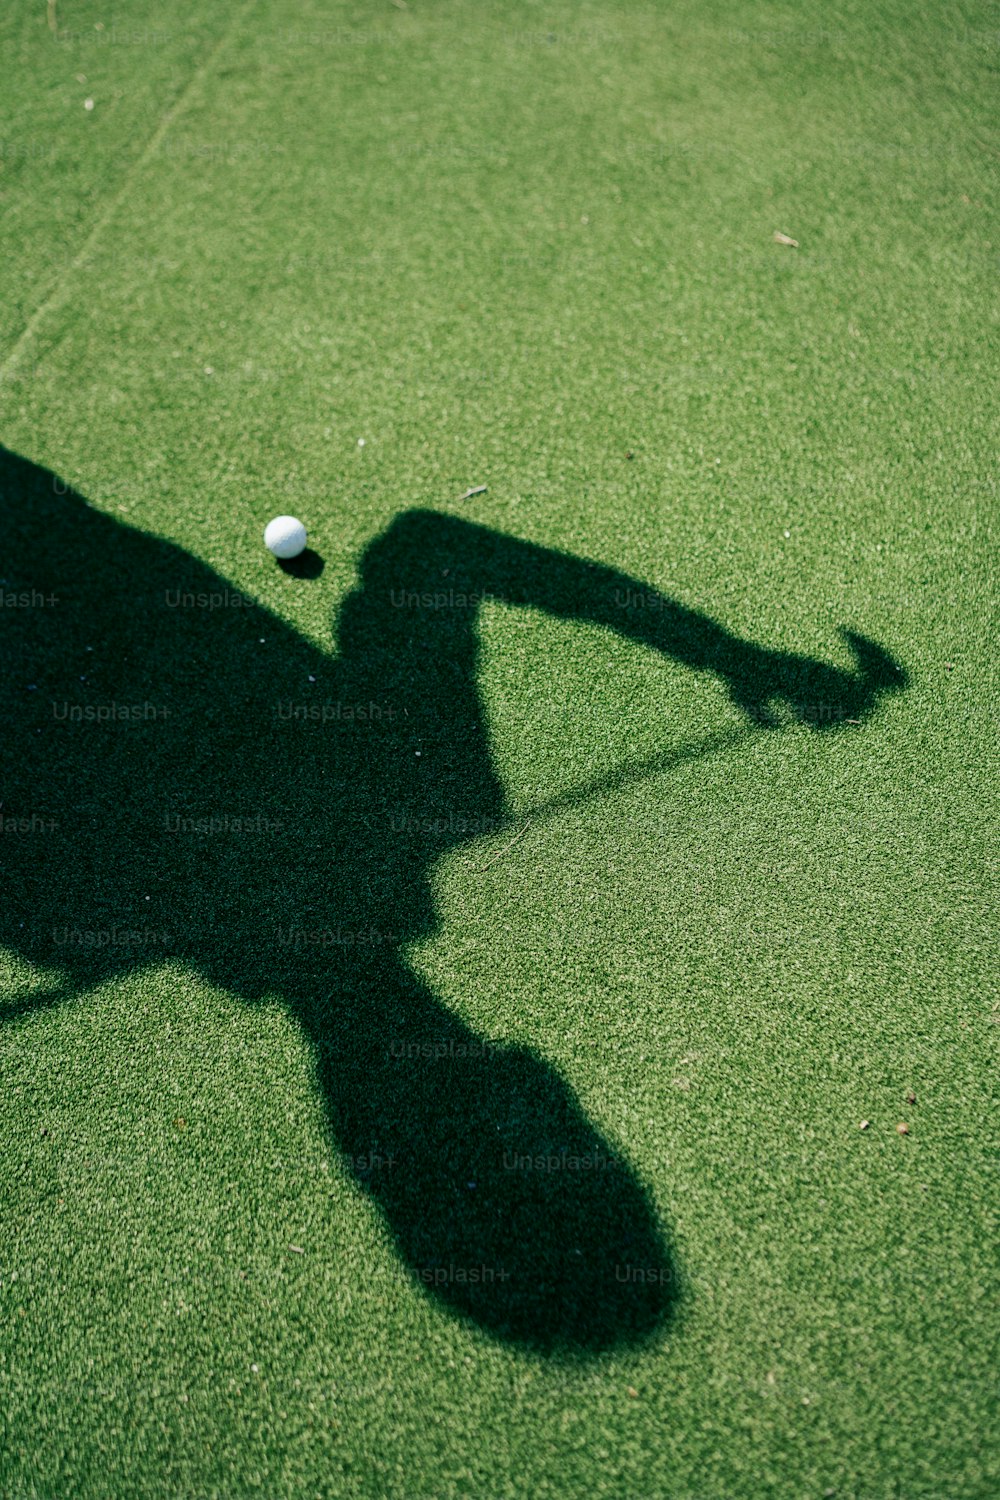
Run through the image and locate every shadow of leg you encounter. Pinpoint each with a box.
[294,959,675,1354]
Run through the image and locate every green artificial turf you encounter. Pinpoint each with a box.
[1,1,997,1496]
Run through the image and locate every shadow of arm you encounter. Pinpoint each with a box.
[362,510,908,728]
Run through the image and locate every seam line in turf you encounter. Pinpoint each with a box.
[0,0,260,384]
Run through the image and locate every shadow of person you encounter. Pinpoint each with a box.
[0,446,907,1354]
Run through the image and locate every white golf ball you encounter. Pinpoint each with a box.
[264,515,307,559]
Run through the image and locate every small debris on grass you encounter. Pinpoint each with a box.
[84,98,95,112]
[897,1122,910,1135]
[472,820,530,872]
[627,1386,639,1399]
[773,231,799,247]
[906,1093,917,1105]
[625,451,634,460]
[458,485,487,501]
[859,1120,870,1130]
[289,1245,305,1254]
